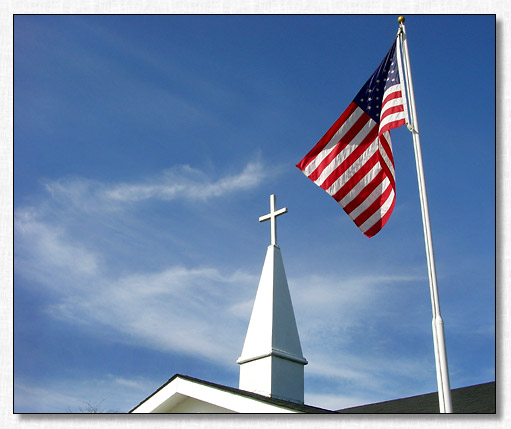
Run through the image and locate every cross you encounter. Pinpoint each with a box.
[259,194,287,246]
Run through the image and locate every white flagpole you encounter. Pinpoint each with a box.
[396,16,453,413]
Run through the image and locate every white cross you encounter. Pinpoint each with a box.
[259,194,287,246]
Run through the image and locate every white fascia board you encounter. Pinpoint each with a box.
[132,376,300,413]
[131,379,181,413]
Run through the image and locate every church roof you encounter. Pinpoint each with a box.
[129,374,335,413]
[130,374,495,413]
[337,381,496,414]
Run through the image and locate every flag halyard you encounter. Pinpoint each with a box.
[297,40,407,237]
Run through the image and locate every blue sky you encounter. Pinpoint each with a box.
[13,14,495,413]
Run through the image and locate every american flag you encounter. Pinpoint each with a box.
[297,40,408,237]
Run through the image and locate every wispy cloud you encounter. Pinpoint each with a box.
[55,265,257,363]
[290,271,428,350]
[15,207,100,287]
[16,212,256,363]
[287,271,441,404]
[104,161,266,203]
[39,160,269,213]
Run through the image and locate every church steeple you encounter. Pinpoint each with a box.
[237,195,307,404]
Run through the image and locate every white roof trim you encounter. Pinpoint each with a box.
[131,376,301,413]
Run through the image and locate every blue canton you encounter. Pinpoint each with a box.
[353,41,400,124]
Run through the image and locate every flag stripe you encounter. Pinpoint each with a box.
[362,190,396,238]
[378,132,395,187]
[341,168,385,214]
[308,110,373,184]
[352,178,393,227]
[340,166,386,221]
[381,104,404,123]
[379,84,407,134]
[329,143,380,201]
[319,122,378,191]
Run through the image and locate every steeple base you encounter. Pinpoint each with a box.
[239,353,306,404]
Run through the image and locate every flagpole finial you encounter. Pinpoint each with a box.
[397,16,405,24]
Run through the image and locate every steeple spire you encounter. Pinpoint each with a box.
[237,195,307,404]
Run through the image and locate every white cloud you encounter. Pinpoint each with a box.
[283,270,441,405]
[38,160,269,215]
[36,263,256,364]
[114,377,151,390]
[87,266,256,363]
[289,271,427,351]
[15,207,100,287]
[104,161,267,203]
[15,205,255,364]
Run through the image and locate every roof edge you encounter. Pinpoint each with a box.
[130,373,334,413]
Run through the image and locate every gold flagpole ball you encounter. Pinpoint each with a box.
[398,16,405,24]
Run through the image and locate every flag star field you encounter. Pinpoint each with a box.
[13,15,495,413]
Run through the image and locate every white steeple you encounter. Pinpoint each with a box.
[237,194,307,404]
